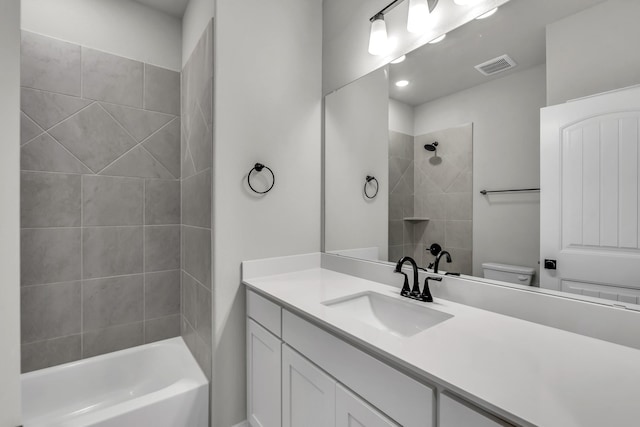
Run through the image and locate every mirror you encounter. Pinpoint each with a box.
[324,0,640,307]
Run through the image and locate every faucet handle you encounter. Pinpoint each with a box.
[421,276,442,303]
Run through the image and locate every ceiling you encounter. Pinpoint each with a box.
[133,0,189,18]
[388,0,607,106]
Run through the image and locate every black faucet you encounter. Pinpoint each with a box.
[421,276,442,303]
[433,250,452,274]
[394,256,418,298]
[394,256,434,303]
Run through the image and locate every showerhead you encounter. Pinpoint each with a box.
[424,141,438,152]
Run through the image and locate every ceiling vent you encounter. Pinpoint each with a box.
[474,54,517,76]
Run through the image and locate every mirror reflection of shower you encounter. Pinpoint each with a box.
[425,141,442,165]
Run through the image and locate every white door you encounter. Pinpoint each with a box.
[247,319,281,427]
[336,384,398,427]
[540,85,640,304]
[282,345,336,427]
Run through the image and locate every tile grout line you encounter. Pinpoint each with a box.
[21,269,179,289]
[142,179,146,344]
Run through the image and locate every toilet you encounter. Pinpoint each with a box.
[482,263,536,286]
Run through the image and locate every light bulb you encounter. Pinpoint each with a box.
[476,7,498,19]
[429,34,446,44]
[368,15,388,56]
[407,0,430,34]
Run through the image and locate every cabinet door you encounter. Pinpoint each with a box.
[247,319,281,427]
[283,345,336,427]
[336,384,399,427]
[440,393,512,427]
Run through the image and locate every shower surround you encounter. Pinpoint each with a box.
[20,31,181,372]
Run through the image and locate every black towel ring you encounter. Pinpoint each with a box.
[364,175,379,199]
[248,163,275,194]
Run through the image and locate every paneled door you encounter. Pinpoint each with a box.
[247,319,281,427]
[335,384,398,427]
[540,85,640,304]
[282,345,336,427]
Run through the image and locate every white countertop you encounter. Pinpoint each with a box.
[244,267,640,427]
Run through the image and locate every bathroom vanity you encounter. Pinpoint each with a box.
[243,253,640,427]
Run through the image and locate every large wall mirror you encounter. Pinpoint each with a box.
[324,0,640,308]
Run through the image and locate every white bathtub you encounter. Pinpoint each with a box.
[22,337,209,427]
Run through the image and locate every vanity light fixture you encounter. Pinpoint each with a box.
[407,0,431,33]
[453,0,483,5]
[395,80,410,87]
[390,55,407,64]
[368,0,439,55]
[368,13,389,55]
[476,7,498,19]
[429,34,446,43]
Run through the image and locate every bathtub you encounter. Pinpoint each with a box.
[22,337,209,427]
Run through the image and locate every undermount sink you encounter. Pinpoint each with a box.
[323,292,453,337]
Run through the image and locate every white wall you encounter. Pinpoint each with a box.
[182,0,214,66]
[21,0,182,71]
[213,0,322,425]
[414,65,546,281]
[389,98,414,135]
[0,0,22,424]
[546,0,640,105]
[325,68,389,259]
[322,0,510,94]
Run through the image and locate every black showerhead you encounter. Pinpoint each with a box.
[424,141,438,152]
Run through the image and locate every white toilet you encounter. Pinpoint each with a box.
[482,263,536,286]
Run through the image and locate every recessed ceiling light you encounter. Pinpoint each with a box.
[429,34,446,44]
[390,55,406,64]
[476,7,498,19]
[395,80,410,87]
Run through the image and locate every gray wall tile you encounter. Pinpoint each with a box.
[145,270,180,319]
[144,226,180,272]
[182,169,211,228]
[21,335,81,373]
[21,31,81,96]
[145,180,180,225]
[82,322,143,358]
[101,102,173,142]
[445,220,472,250]
[83,175,143,226]
[83,275,143,331]
[186,111,212,173]
[82,48,143,108]
[100,146,174,179]
[196,284,211,346]
[21,281,81,343]
[182,226,211,288]
[182,271,198,327]
[21,172,81,228]
[21,112,43,144]
[144,65,180,115]
[142,118,181,177]
[21,133,93,174]
[83,227,143,279]
[145,314,180,343]
[21,88,91,130]
[48,103,137,173]
[21,228,81,286]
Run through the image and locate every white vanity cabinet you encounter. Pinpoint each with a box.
[336,384,399,427]
[282,345,336,427]
[246,290,514,427]
[440,393,513,427]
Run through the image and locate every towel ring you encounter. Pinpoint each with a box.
[364,175,379,199]
[248,163,275,194]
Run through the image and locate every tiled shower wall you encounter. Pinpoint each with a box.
[20,31,181,372]
[388,124,473,274]
[180,22,213,380]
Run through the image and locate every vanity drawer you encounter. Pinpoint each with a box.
[282,309,434,427]
[247,290,281,337]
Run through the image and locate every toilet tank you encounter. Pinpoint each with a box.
[482,263,535,286]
